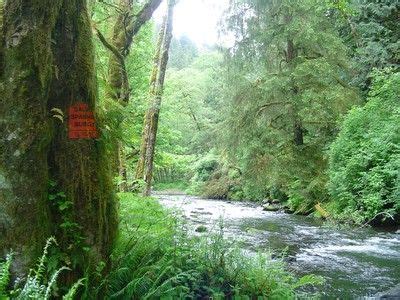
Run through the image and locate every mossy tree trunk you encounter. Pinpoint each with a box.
[135,18,166,183]
[96,0,162,192]
[0,0,117,278]
[136,0,175,196]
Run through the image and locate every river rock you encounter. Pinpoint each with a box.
[195,225,208,233]
[262,203,281,212]
[283,207,294,214]
[395,229,400,234]
[262,199,271,205]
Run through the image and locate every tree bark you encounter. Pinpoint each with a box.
[136,0,175,196]
[135,17,166,182]
[0,0,3,70]
[286,38,304,146]
[0,0,117,277]
[118,141,128,192]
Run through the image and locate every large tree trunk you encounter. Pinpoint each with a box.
[0,0,117,277]
[136,0,175,196]
[0,0,3,67]
[107,0,134,104]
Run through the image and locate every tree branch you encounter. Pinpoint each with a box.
[256,101,291,116]
[94,25,124,62]
[94,25,130,105]
[98,0,125,14]
[123,0,163,54]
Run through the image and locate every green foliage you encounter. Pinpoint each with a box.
[328,70,400,224]
[153,180,189,192]
[344,0,400,91]
[169,36,198,70]
[152,51,225,189]
[62,279,85,300]
[219,0,359,205]
[0,238,84,299]
[48,181,87,269]
[192,152,220,182]
[93,3,156,186]
[95,193,321,298]
[0,254,11,297]
[153,154,196,189]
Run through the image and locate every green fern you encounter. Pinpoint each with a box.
[0,238,85,299]
[0,253,12,297]
[63,278,86,300]
[34,236,57,282]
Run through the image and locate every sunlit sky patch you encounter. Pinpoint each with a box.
[154,0,230,47]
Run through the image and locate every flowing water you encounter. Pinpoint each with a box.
[157,193,400,299]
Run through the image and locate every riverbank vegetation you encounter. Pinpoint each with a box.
[1,194,321,299]
[99,194,322,298]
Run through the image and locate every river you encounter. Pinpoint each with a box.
[157,193,400,299]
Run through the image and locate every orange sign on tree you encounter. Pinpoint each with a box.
[68,102,99,139]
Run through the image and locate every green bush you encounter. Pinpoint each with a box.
[192,153,220,182]
[96,193,321,299]
[328,70,400,224]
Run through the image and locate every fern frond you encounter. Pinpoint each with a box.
[45,266,70,299]
[35,237,57,282]
[0,253,12,297]
[63,278,86,300]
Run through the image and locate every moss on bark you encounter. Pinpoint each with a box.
[0,0,62,275]
[0,0,117,278]
[48,0,117,275]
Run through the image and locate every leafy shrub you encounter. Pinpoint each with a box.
[328,70,400,224]
[192,153,220,182]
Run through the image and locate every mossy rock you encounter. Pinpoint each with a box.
[262,204,281,212]
[195,225,208,233]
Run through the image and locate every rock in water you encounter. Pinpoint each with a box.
[195,225,208,233]
[262,203,280,212]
